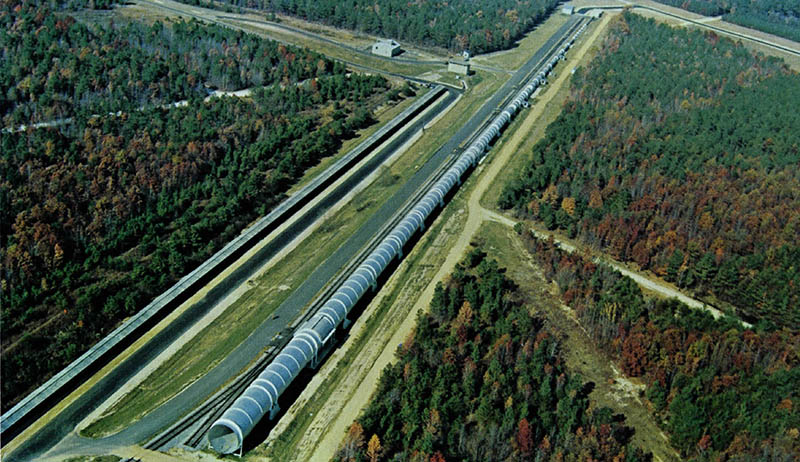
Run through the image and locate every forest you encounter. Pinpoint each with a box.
[335,250,651,462]
[174,0,560,54]
[499,13,800,329]
[1,1,344,126]
[1,0,394,411]
[519,227,800,461]
[653,0,800,42]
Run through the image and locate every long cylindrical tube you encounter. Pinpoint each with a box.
[208,19,589,454]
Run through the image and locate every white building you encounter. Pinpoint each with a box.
[372,39,402,57]
[562,4,574,15]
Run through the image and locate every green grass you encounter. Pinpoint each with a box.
[63,456,121,462]
[287,88,429,195]
[435,72,466,87]
[81,66,505,439]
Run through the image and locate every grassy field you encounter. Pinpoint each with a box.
[81,68,505,439]
[287,87,428,195]
[63,456,121,462]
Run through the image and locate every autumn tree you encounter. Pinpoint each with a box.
[1,2,393,411]
[499,12,800,328]
[516,418,533,457]
[519,226,800,461]
[346,251,646,462]
[339,422,366,461]
[367,434,383,462]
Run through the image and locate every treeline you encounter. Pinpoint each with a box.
[1,1,343,126]
[335,250,651,462]
[54,0,118,10]
[653,0,800,42]
[176,0,559,54]
[519,227,800,461]
[499,13,800,328]
[1,3,393,411]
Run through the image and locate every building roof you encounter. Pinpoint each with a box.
[375,39,400,47]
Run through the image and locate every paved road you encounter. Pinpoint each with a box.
[11,15,583,462]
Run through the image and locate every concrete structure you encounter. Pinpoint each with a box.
[562,4,574,15]
[586,9,604,18]
[371,39,401,57]
[448,60,471,75]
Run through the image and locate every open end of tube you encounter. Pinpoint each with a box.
[209,422,242,454]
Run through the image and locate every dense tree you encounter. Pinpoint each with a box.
[519,226,800,461]
[335,251,651,462]
[1,1,343,126]
[174,0,560,54]
[500,13,800,328]
[653,0,800,42]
